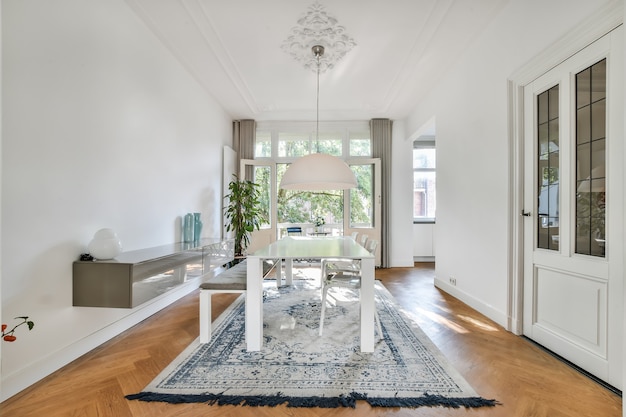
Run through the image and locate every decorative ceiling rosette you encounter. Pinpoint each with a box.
[281,2,356,72]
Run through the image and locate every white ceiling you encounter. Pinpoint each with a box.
[126,0,508,121]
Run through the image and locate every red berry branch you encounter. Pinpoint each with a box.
[2,316,35,342]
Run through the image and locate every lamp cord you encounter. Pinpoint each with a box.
[316,52,320,148]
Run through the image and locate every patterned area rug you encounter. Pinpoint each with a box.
[126,273,497,409]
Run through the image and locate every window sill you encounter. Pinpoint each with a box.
[413,219,435,224]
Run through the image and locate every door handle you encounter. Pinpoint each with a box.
[521,210,531,217]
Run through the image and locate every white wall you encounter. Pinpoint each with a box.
[392,119,436,265]
[413,223,435,260]
[401,0,617,326]
[623,3,626,410]
[0,2,4,379]
[1,0,231,400]
[389,120,414,267]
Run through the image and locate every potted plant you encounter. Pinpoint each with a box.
[313,215,325,233]
[224,175,266,257]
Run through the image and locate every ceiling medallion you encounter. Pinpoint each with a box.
[281,2,356,73]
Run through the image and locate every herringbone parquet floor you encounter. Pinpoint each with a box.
[0,263,621,416]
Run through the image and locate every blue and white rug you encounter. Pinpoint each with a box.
[126,275,497,409]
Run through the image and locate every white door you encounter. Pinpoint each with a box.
[344,159,382,265]
[522,28,623,388]
[240,159,276,254]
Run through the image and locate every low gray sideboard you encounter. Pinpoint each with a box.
[73,238,234,308]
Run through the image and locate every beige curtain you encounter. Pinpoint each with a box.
[370,118,392,268]
[233,119,256,180]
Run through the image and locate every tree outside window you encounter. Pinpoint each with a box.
[253,122,373,232]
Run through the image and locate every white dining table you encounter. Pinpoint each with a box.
[246,236,376,352]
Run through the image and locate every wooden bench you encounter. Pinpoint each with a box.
[199,259,278,343]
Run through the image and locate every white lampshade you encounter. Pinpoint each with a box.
[279,47,358,191]
[280,153,357,190]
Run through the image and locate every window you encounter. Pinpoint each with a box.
[575,59,606,257]
[278,132,310,158]
[313,131,342,156]
[254,121,371,234]
[349,130,371,156]
[536,85,560,251]
[255,121,371,160]
[413,140,436,222]
[255,131,271,158]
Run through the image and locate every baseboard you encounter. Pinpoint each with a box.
[508,316,523,335]
[0,277,202,402]
[413,256,435,263]
[434,278,508,329]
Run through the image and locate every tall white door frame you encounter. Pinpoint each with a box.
[507,4,623,389]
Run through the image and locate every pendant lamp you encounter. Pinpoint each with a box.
[279,45,357,191]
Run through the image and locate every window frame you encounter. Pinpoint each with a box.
[413,139,436,224]
[255,121,371,162]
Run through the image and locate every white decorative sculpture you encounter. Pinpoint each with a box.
[88,228,122,260]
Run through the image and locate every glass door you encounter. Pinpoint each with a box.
[276,162,343,238]
[522,29,622,388]
[240,159,276,254]
[344,159,381,265]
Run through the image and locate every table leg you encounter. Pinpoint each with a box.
[276,259,282,287]
[285,258,293,286]
[246,257,263,351]
[360,257,375,352]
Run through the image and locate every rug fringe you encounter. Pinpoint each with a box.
[125,391,499,409]
[361,392,500,408]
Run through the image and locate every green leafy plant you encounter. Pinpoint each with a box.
[224,175,266,256]
[313,216,325,227]
[2,316,34,342]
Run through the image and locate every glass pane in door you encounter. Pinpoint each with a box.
[575,59,606,257]
[253,166,271,229]
[350,164,374,228]
[537,85,560,250]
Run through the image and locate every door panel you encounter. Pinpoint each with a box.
[522,28,622,388]
[535,267,607,352]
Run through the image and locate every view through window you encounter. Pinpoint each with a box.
[254,121,372,236]
[413,140,436,221]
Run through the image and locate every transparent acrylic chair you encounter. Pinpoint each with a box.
[318,239,382,338]
[320,239,378,280]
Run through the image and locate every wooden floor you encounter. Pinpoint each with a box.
[1,263,621,416]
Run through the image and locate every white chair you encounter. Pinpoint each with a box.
[365,239,378,257]
[286,226,302,236]
[359,234,369,247]
[319,271,383,339]
[319,239,382,338]
[320,239,378,281]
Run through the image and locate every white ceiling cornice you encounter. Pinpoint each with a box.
[125,0,510,121]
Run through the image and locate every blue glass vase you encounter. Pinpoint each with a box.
[183,213,194,242]
[193,213,202,242]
